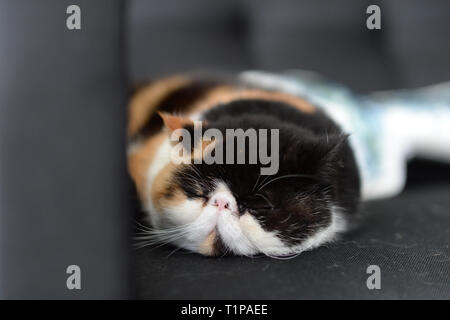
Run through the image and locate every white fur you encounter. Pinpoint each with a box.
[144,137,172,227]
[189,111,204,121]
[240,206,347,256]
[217,211,257,256]
[207,183,257,255]
[240,213,288,255]
[173,204,219,252]
[165,199,203,226]
[291,206,347,253]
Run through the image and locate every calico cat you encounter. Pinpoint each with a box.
[128,74,360,257]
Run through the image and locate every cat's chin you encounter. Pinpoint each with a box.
[176,210,291,257]
[192,206,347,258]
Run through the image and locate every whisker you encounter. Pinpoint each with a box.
[255,174,272,192]
[257,174,321,192]
[251,172,262,193]
[264,252,302,260]
[165,246,184,258]
[254,193,274,208]
[133,219,152,231]
[132,219,215,253]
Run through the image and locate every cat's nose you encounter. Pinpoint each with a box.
[213,197,230,211]
[211,193,231,212]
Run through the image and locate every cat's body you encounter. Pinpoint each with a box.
[128,74,360,257]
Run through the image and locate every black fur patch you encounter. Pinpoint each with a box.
[173,99,360,248]
[131,79,219,140]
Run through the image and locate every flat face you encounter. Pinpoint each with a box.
[128,76,360,257]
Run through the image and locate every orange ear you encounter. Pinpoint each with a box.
[158,112,193,132]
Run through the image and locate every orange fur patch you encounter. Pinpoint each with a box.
[236,89,315,113]
[127,131,166,199]
[186,85,236,116]
[159,112,194,132]
[198,230,218,256]
[128,75,190,137]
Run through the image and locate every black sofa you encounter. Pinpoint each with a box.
[1,0,449,299]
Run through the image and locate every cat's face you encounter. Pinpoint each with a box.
[145,115,356,257]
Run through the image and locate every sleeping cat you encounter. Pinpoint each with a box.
[128,74,360,257]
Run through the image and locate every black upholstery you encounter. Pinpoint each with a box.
[0,0,130,299]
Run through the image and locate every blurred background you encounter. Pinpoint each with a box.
[128,0,450,92]
[0,0,449,299]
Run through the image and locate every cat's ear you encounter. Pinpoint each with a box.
[158,112,193,132]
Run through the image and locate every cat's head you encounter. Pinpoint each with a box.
[143,110,360,257]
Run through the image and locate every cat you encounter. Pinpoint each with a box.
[128,74,360,257]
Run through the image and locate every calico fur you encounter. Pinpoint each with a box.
[128,74,360,257]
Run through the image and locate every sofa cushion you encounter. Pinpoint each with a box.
[0,0,130,299]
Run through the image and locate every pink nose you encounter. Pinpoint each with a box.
[212,196,230,211]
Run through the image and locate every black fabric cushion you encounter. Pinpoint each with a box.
[0,0,130,298]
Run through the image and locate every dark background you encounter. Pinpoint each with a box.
[0,0,449,299]
[128,0,450,93]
